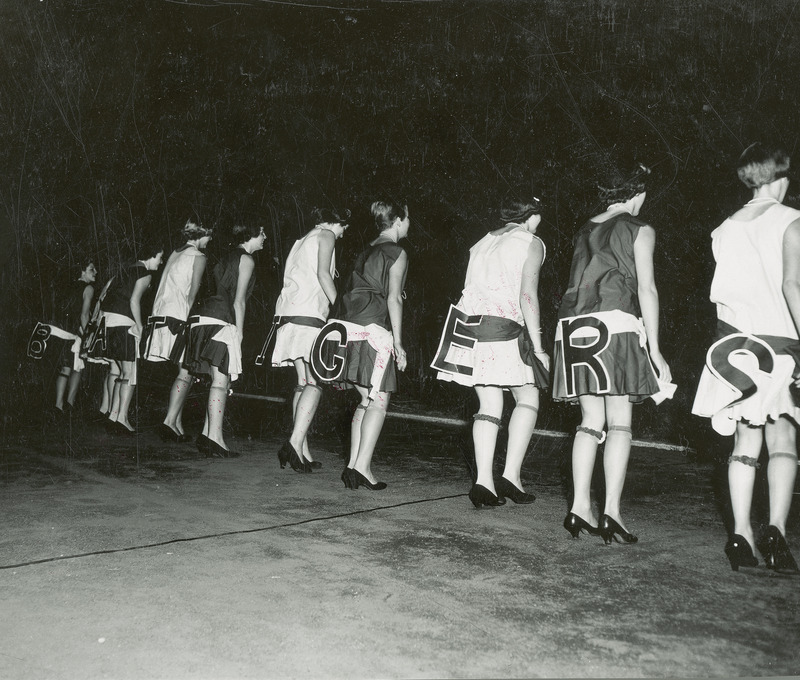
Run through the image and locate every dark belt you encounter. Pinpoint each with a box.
[255,315,326,366]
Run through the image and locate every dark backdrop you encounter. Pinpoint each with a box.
[2,0,799,456]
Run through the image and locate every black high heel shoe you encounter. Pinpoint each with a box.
[308,460,323,470]
[496,477,536,504]
[352,469,387,490]
[599,514,638,545]
[468,484,505,508]
[563,512,600,539]
[759,526,799,574]
[725,534,759,571]
[341,467,354,489]
[206,438,239,459]
[196,434,212,456]
[278,441,311,473]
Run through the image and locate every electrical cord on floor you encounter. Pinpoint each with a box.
[0,493,467,571]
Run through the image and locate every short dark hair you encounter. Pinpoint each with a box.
[370,201,407,232]
[232,224,263,244]
[598,163,651,203]
[181,219,213,240]
[499,196,542,225]
[311,207,351,227]
[737,142,791,189]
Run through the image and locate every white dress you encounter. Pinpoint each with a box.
[435,228,545,387]
[144,244,204,362]
[272,227,335,365]
[692,199,800,434]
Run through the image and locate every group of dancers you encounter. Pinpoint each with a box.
[31,143,800,574]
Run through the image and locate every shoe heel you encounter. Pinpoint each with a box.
[726,534,758,571]
[563,512,600,539]
[468,484,504,508]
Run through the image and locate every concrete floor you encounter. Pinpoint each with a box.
[1,413,799,679]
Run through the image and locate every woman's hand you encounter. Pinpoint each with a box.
[394,342,407,372]
[650,350,671,383]
[534,350,551,372]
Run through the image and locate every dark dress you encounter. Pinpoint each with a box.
[184,248,255,377]
[42,279,93,371]
[337,241,405,392]
[552,213,659,403]
[102,263,151,362]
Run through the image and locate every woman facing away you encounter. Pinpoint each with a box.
[553,164,671,544]
[272,207,350,473]
[183,223,265,458]
[142,219,213,443]
[100,243,165,434]
[692,143,800,573]
[53,259,97,415]
[311,201,409,491]
[433,197,550,508]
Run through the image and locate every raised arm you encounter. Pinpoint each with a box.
[129,275,153,336]
[781,219,800,334]
[387,249,409,371]
[633,224,671,382]
[519,237,549,370]
[187,253,207,311]
[316,230,338,305]
[80,284,95,333]
[234,253,255,341]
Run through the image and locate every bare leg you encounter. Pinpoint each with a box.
[108,361,123,423]
[569,395,606,525]
[289,360,322,463]
[347,391,368,468]
[115,360,136,431]
[501,384,540,491]
[728,422,764,551]
[473,386,504,494]
[764,417,798,536]
[164,368,193,435]
[602,395,634,530]
[55,367,71,410]
[66,369,82,407]
[351,388,390,483]
[206,367,230,450]
[100,363,117,415]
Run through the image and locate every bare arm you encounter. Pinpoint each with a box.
[234,254,255,341]
[316,230,337,305]
[387,249,409,371]
[80,284,94,332]
[633,225,671,381]
[519,237,549,370]
[782,219,800,333]
[129,275,152,336]
[187,254,207,311]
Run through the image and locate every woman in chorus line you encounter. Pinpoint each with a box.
[183,224,265,458]
[553,164,671,544]
[272,208,350,473]
[433,197,550,508]
[101,243,165,433]
[53,259,97,415]
[313,201,410,491]
[142,219,213,443]
[692,143,800,573]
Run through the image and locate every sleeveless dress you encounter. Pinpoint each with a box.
[143,244,205,363]
[552,213,659,403]
[183,247,254,380]
[692,198,800,434]
[312,241,404,396]
[433,228,548,387]
[101,263,151,362]
[271,227,335,366]
[29,279,93,373]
